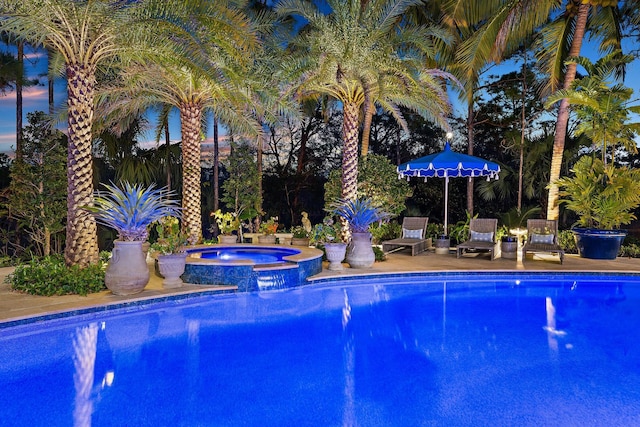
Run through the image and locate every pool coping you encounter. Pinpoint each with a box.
[3,268,640,330]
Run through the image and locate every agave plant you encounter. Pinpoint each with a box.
[86,182,181,241]
[330,197,391,233]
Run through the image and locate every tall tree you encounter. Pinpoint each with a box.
[276,0,454,204]
[97,0,264,243]
[454,1,622,220]
[545,52,640,165]
[8,111,67,257]
[0,0,138,267]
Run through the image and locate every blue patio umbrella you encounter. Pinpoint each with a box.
[397,142,500,232]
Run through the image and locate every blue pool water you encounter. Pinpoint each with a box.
[1,274,640,426]
[188,246,301,264]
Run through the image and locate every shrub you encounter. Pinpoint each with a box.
[557,230,578,254]
[370,221,401,244]
[373,246,386,262]
[7,256,106,296]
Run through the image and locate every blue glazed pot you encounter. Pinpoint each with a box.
[572,228,627,260]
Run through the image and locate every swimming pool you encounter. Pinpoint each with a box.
[1,273,639,426]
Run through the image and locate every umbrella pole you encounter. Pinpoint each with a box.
[444,176,449,234]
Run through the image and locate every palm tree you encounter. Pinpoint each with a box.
[545,52,640,165]
[97,0,265,244]
[453,1,623,220]
[276,0,454,203]
[0,0,140,267]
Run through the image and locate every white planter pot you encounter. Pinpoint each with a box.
[346,232,375,268]
[157,253,188,288]
[324,242,347,271]
[105,241,150,295]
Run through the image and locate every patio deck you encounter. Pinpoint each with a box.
[1,249,640,324]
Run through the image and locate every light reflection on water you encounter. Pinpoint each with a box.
[1,276,640,426]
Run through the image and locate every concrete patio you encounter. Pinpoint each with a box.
[1,249,639,324]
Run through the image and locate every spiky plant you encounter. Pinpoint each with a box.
[330,197,391,234]
[86,182,181,242]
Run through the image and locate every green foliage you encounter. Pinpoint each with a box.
[86,181,181,241]
[291,226,310,238]
[426,223,444,239]
[330,197,391,233]
[211,209,239,235]
[369,221,401,244]
[310,217,343,244]
[557,230,578,254]
[448,211,477,245]
[8,111,67,256]
[373,246,385,262]
[221,142,260,221]
[556,156,640,229]
[259,217,279,235]
[324,154,413,217]
[150,216,189,255]
[8,256,106,296]
[620,243,640,258]
[499,206,541,229]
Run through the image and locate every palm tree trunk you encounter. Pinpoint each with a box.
[256,130,263,217]
[180,103,203,244]
[466,102,475,216]
[360,96,374,157]
[164,116,171,190]
[341,101,360,202]
[64,63,99,267]
[48,50,54,115]
[546,3,590,220]
[213,116,219,212]
[16,41,23,160]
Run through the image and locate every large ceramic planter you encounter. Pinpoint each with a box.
[346,232,375,268]
[105,240,150,296]
[218,235,238,244]
[257,234,277,244]
[572,228,627,260]
[324,242,347,271]
[157,253,188,288]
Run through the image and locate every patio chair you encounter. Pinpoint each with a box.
[522,219,564,264]
[456,218,498,260]
[381,217,429,256]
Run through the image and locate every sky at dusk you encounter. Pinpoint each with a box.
[1,39,640,155]
[0,44,185,155]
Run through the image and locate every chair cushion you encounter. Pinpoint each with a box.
[470,230,493,242]
[530,233,554,244]
[403,228,423,239]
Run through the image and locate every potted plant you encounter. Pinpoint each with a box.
[86,181,180,295]
[331,197,391,268]
[290,225,310,246]
[557,156,640,259]
[150,216,190,288]
[258,217,279,244]
[310,217,347,270]
[211,209,239,244]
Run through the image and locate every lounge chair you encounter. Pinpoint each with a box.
[456,218,498,260]
[522,219,564,264]
[381,217,429,256]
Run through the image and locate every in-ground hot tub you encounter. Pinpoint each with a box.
[182,244,323,292]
